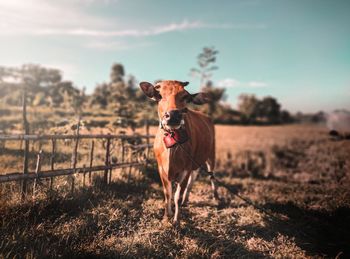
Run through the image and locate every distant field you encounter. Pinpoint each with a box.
[1,124,349,258]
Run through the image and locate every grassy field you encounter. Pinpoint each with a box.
[0,124,349,258]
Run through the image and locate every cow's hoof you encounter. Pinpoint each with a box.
[213,192,220,201]
[162,215,170,223]
[172,220,180,227]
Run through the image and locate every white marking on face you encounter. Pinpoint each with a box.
[162,119,184,130]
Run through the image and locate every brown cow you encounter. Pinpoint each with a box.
[139,80,218,224]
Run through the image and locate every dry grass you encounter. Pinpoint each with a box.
[1,124,350,258]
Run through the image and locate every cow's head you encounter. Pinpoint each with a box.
[139,80,210,130]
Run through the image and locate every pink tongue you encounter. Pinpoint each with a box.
[163,133,177,148]
[163,129,189,148]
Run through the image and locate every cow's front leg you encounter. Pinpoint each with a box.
[173,172,190,225]
[160,171,173,220]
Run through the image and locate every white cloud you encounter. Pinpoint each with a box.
[0,0,266,37]
[247,81,268,88]
[65,0,119,5]
[0,0,112,36]
[35,20,206,37]
[217,78,241,88]
[33,20,262,37]
[217,78,268,88]
[43,63,79,81]
[85,40,153,51]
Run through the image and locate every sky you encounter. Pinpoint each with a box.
[0,0,349,113]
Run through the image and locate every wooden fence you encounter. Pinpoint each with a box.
[0,130,154,199]
[0,87,155,199]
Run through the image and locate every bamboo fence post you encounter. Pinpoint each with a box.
[108,140,112,184]
[145,120,150,163]
[88,140,94,184]
[82,164,86,187]
[104,136,111,185]
[108,165,112,184]
[127,145,133,183]
[143,120,150,178]
[70,120,80,193]
[122,135,126,163]
[21,86,29,200]
[121,138,125,176]
[38,140,42,153]
[127,164,132,184]
[33,150,43,198]
[49,139,56,191]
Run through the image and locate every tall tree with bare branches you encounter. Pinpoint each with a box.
[190,46,219,88]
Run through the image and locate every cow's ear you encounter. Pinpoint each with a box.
[139,82,162,101]
[180,81,189,87]
[190,92,211,105]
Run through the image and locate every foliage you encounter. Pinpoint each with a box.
[238,94,260,123]
[238,94,291,124]
[0,64,85,114]
[190,47,228,119]
[190,46,219,87]
[90,63,158,129]
[0,60,295,128]
[90,83,111,108]
[258,96,281,123]
[199,80,226,116]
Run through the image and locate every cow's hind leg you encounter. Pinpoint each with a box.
[182,170,198,206]
[206,162,219,200]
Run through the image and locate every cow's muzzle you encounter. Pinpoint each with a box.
[162,109,187,129]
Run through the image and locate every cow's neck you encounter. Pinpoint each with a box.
[158,115,194,181]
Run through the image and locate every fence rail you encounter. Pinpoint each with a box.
[0,161,149,183]
[0,134,154,141]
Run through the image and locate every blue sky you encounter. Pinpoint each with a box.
[0,0,349,112]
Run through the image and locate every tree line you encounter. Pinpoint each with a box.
[0,47,295,132]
